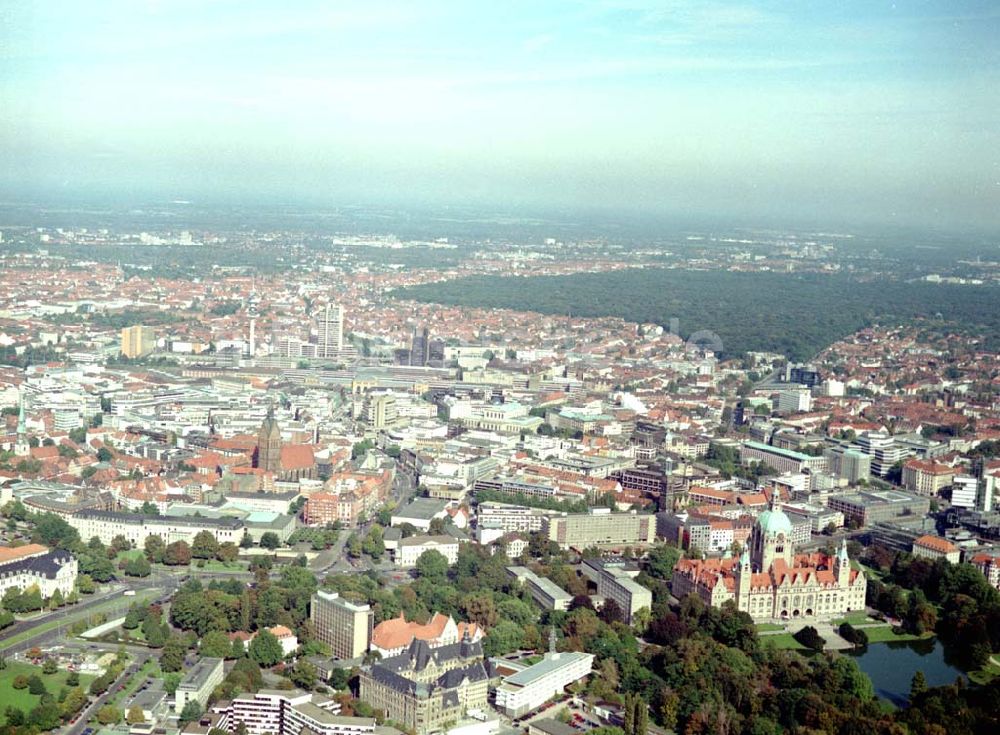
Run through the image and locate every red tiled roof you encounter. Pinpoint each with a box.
[0,544,48,563]
[914,535,958,554]
[280,444,315,471]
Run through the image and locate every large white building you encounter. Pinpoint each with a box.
[739,441,826,475]
[316,303,345,358]
[175,657,224,711]
[951,475,979,509]
[494,644,594,718]
[216,689,374,735]
[394,536,460,567]
[0,544,77,600]
[855,432,908,477]
[67,510,244,547]
[776,389,812,414]
[547,510,655,550]
[476,503,549,534]
[449,400,544,435]
[507,567,572,611]
[911,535,960,564]
[390,497,450,533]
[581,560,652,624]
[310,591,373,660]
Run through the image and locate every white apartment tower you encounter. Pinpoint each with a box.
[247,288,259,358]
[316,303,345,358]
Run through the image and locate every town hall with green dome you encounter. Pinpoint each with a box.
[671,499,867,621]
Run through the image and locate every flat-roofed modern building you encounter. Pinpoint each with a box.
[781,502,845,533]
[310,590,373,660]
[581,559,652,624]
[739,441,827,475]
[776,389,812,414]
[529,719,580,735]
[855,432,908,477]
[476,502,549,534]
[395,535,460,566]
[951,475,979,509]
[175,657,224,711]
[220,689,373,735]
[547,510,655,550]
[507,566,572,611]
[827,490,930,527]
[121,325,155,358]
[316,303,345,358]
[494,649,594,718]
[391,497,449,532]
[823,445,871,484]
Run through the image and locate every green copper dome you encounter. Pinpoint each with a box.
[757,506,793,537]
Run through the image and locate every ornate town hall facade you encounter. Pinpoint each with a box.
[671,500,867,621]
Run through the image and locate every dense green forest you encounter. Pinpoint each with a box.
[395,270,1000,360]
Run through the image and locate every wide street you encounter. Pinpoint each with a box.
[65,650,152,735]
[0,573,177,656]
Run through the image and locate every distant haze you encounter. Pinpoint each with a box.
[1,1,998,231]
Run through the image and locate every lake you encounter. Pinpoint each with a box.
[847,638,966,707]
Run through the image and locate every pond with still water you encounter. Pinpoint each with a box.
[847,637,966,707]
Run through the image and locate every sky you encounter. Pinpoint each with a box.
[1,1,998,230]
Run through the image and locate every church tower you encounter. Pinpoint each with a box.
[14,392,29,458]
[257,406,282,472]
[750,495,794,572]
[736,547,752,611]
[834,538,851,588]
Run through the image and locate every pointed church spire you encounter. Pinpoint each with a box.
[768,486,784,516]
[14,390,29,458]
[16,391,26,435]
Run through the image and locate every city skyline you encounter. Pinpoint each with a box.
[2,1,998,232]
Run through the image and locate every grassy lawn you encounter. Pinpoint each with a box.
[856,562,888,581]
[968,657,1000,686]
[101,624,149,646]
[831,612,876,627]
[755,623,785,632]
[115,549,145,564]
[761,633,807,651]
[0,661,93,724]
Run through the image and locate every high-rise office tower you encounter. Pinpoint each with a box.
[14,391,30,457]
[316,303,344,358]
[246,288,259,358]
[409,325,430,366]
[310,590,372,659]
[120,325,155,358]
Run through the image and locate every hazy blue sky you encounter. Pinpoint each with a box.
[1,1,998,229]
